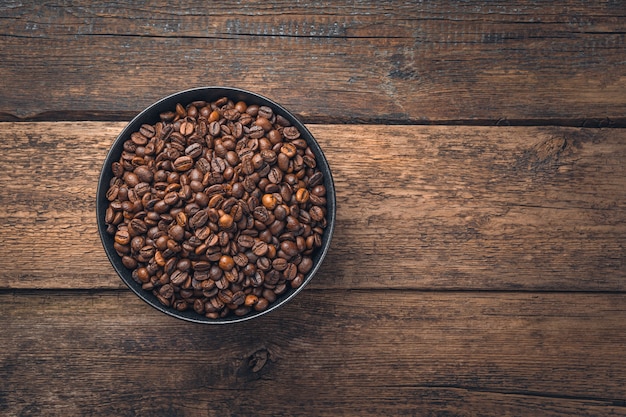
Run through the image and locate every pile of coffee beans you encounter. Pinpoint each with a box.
[104,97,328,319]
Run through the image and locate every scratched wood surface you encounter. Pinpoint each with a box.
[1,123,624,291]
[0,1,624,124]
[1,1,626,416]
[2,291,626,416]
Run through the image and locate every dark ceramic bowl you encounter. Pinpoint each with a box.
[96,87,335,324]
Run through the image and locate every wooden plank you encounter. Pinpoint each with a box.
[1,290,626,416]
[0,1,624,123]
[0,122,625,290]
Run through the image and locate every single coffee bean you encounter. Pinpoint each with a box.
[284,263,298,280]
[283,126,301,140]
[218,213,234,229]
[122,255,138,270]
[257,106,273,120]
[168,224,185,242]
[262,193,278,210]
[208,194,224,209]
[180,120,195,136]
[134,165,154,183]
[265,269,281,285]
[231,290,246,306]
[272,257,288,271]
[256,256,271,271]
[309,206,325,222]
[280,143,297,158]
[298,256,313,274]
[131,132,148,146]
[295,188,310,204]
[185,142,203,159]
[129,218,148,235]
[291,274,304,288]
[114,229,130,245]
[173,155,194,172]
[219,255,235,271]
[106,185,119,201]
[189,209,209,229]
[252,240,269,257]
[244,294,258,307]
[254,297,269,312]
[237,234,255,248]
[170,269,189,286]
[253,206,270,223]
[247,125,265,139]
[280,240,299,257]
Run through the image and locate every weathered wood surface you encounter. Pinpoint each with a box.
[1,122,624,291]
[0,1,625,123]
[2,290,626,416]
[1,1,625,415]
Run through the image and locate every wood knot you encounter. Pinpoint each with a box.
[533,136,566,162]
[515,135,570,173]
[247,348,269,373]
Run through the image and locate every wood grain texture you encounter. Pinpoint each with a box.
[0,122,624,291]
[0,1,624,123]
[1,290,626,416]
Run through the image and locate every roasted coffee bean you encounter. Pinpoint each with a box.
[272,257,288,271]
[114,241,130,255]
[247,125,265,139]
[265,269,280,285]
[253,206,270,223]
[189,209,209,229]
[282,126,301,140]
[291,274,304,288]
[185,143,203,159]
[237,234,255,248]
[173,155,194,172]
[260,149,277,164]
[295,188,310,204]
[170,269,189,286]
[230,203,244,222]
[309,193,326,206]
[114,229,131,245]
[257,105,273,120]
[252,240,268,257]
[168,224,185,242]
[179,120,195,136]
[219,255,235,271]
[233,252,249,267]
[163,191,179,206]
[216,213,232,229]
[139,124,156,138]
[298,256,313,274]
[208,194,224,209]
[106,185,119,201]
[254,297,269,312]
[105,96,329,319]
[250,271,265,287]
[284,263,298,280]
[309,206,325,222]
[303,155,317,168]
[129,218,148,235]
[280,143,297,158]
[262,193,278,210]
[244,294,258,307]
[280,240,299,257]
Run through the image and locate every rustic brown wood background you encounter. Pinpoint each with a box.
[1,2,625,416]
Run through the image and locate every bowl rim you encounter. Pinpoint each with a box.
[96,86,336,324]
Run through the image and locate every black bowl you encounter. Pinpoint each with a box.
[96,87,336,324]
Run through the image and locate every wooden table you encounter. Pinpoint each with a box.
[2,2,626,416]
